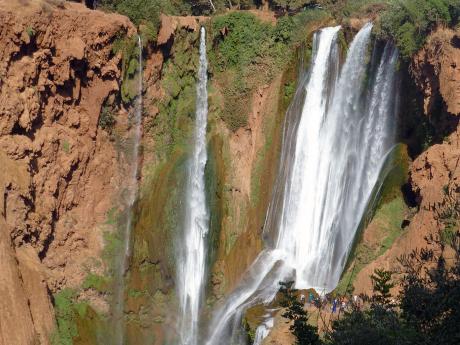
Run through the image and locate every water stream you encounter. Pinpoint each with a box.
[113,35,143,345]
[204,24,400,344]
[177,26,210,345]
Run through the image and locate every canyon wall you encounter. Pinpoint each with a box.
[0,1,136,343]
[1,1,459,345]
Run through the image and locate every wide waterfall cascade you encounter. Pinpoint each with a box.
[274,22,384,290]
[177,26,210,345]
[113,36,143,345]
[205,23,400,345]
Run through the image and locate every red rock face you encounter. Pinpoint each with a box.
[411,28,460,117]
[0,1,135,343]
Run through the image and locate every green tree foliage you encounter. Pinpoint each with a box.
[278,281,321,345]
[398,233,460,344]
[378,0,460,58]
[370,269,394,307]
[326,305,419,345]
[98,0,191,40]
[269,0,317,12]
[282,231,460,344]
[329,231,460,345]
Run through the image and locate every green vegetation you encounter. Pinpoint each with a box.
[25,26,35,38]
[209,9,328,130]
[98,105,116,131]
[148,28,198,160]
[51,289,81,345]
[112,35,141,103]
[370,269,394,306]
[98,0,191,42]
[377,0,460,58]
[278,281,322,345]
[285,234,460,344]
[269,0,317,12]
[50,289,104,345]
[436,185,459,247]
[61,140,70,154]
[82,273,110,294]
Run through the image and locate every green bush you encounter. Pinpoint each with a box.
[209,9,327,131]
[51,289,88,345]
[99,0,191,41]
[112,35,140,103]
[378,0,460,58]
[98,105,116,131]
[269,0,316,12]
[210,12,272,71]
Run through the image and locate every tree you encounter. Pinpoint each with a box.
[370,269,394,307]
[278,281,321,345]
[398,232,460,344]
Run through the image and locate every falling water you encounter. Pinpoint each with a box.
[122,36,143,259]
[113,35,143,345]
[253,315,274,345]
[177,26,209,345]
[205,24,399,345]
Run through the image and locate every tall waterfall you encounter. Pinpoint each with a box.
[177,26,209,345]
[113,35,143,345]
[205,23,399,345]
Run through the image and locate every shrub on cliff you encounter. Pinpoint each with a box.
[377,0,460,58]
[209,9,327,130]
[98,0,191,40]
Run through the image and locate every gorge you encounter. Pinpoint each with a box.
[0,1,459,345]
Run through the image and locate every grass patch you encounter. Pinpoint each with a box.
[25,26,35,38]
[50,289,106,345]
[82,273,110,294]
[61,140,70,154]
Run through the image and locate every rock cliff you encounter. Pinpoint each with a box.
[0,1,135,343]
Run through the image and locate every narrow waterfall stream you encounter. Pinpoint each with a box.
[113,36,143,345]
[205,23,400,345]
[177,26,209,345]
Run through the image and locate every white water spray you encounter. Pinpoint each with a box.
[178,26,209,345]
[205,24,400,345]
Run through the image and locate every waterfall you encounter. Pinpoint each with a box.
[177,26,209,345]
[123,35,143,260]
[253,315,274,345]
[274,23,376,290]
[113,35,143,345]
[205,24,399,345]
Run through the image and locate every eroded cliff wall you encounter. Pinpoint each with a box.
[0,1,135,343]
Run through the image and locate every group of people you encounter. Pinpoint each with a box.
[300,292,365,314]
